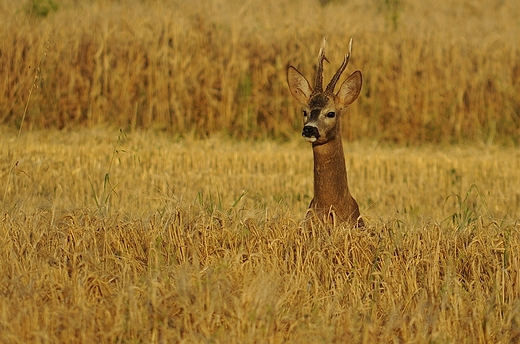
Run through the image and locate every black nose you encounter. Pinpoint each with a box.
[302,126,320,139]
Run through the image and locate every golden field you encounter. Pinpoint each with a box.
[1,0,520,342]
[1,0,519,143]
[1,128,520,342]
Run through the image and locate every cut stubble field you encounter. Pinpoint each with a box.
[1,128,519,342]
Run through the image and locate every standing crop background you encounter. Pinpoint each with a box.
[1,0,519,143]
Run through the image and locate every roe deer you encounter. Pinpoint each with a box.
[287,38,364,227]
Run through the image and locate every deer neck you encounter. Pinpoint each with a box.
[312,134,350,207]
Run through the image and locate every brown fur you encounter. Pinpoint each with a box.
[287,39,364,227]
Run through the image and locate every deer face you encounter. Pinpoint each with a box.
[301,92,342,144]
[287,39,362,145]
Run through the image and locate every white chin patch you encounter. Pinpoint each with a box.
[305,137,317,143]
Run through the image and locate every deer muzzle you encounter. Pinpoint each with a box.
[302,125,320,143]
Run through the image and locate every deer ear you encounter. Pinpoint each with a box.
[287,66,313,105]
[337,70,362,107]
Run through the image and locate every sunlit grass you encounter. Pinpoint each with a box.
[1,128,519,342]
[1,0,519,341]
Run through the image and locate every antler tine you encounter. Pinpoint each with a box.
[325,38,353,93]
[314,38,329,93]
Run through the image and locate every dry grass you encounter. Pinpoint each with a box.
[1,128,519,342]
[1,0,520,341]
[1,0,519,143]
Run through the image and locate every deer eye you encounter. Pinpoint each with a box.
[326,112,336,118]
[303,110,308,117]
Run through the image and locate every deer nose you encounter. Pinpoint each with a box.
[302,125,320,140]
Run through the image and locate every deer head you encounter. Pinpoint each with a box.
[287,39,362,145]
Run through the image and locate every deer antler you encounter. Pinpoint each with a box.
[313,38,329,93]
[325,38,353,93]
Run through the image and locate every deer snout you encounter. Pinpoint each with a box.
[302,125,320,142]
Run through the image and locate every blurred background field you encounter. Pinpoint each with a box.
[1,0,519,144]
